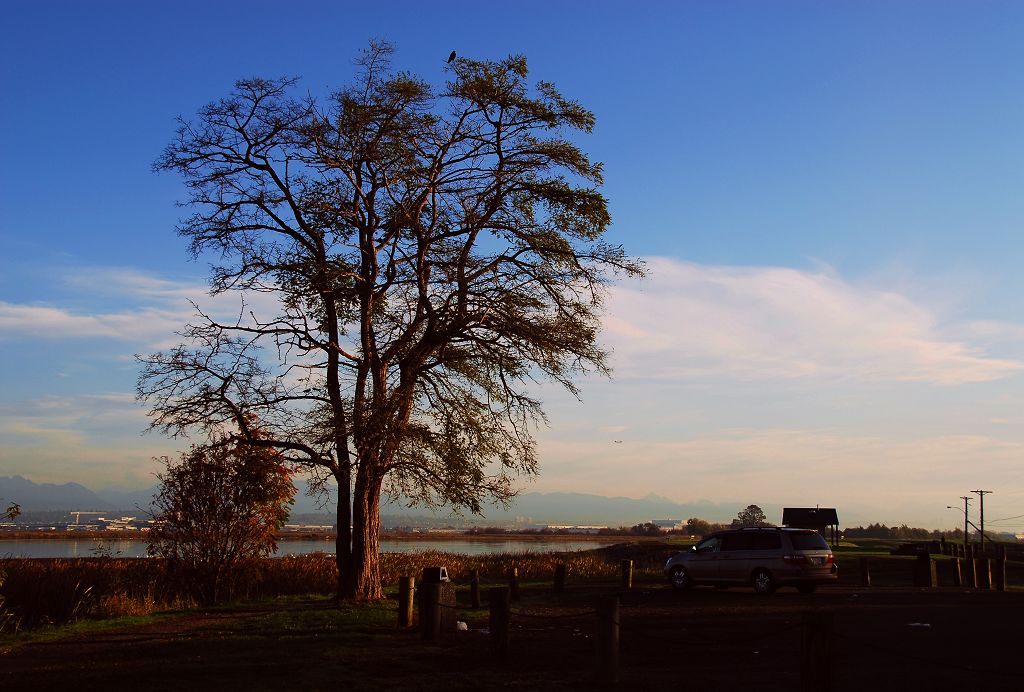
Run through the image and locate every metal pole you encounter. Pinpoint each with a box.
[972,490,992,552]
[960,496,970,552]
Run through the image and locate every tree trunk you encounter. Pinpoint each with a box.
[334,465,353,598]
[344,473,383,600]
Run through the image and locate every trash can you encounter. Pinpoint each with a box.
[420,566,457,636]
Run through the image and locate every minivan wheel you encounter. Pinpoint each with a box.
[751,569,775,595]
[669,566,692,590]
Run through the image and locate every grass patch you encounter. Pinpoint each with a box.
[229,596,396,644]
[0,611,183,653]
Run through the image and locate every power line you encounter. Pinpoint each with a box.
[986,513,1024,523]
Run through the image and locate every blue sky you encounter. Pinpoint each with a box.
[2,1,1024,530]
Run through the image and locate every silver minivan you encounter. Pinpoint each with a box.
[664,527,838,594]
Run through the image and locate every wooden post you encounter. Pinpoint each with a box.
[800,611,833,692]
[470,569,481,609]
[952,558,962,587]
[508,567,519,601]
[859,557,871,588]
[596,595,620,683]
[420,581,441,641]
[554,562,567,593]
[966,550,978,588]
[489,587,510,658]
[398,576,415,628]
[620,559,633,590]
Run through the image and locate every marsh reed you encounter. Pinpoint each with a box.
[0,544,647,632]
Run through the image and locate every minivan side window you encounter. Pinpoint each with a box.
[721,534,755,551]
[695,537,721,553]
[751,533,781,550]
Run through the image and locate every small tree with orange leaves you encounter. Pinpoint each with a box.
[148,435,295,603]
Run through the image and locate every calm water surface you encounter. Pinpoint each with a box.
[1,538,616,559]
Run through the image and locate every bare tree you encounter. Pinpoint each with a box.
[138,43,642,600]
[2,500,19,521]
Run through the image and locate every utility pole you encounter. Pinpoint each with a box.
[959,496,971,551]
[971,490,992,551]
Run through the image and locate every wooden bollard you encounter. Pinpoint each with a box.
[420,581,442,640]
[966,552,978,588]
[993,559,1007,591]
[859,557,871,587]
[913,554,937,588]
[508,567,519,601]
[470,569,481,609]
[554,562,567,593]
[952,559,962,587]
[398,576,415,628]
[800,611,833,692]
[976,558,992,590]
[596,595,620,683]
[489,587,510,658]
[620,559,633,590]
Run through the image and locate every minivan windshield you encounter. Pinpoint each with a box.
[789,532,829,550]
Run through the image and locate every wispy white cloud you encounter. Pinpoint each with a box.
[603,258,1023,385]
[0,302,187,343]
[61,266,208,302]
[0,393,149,446]
[0,266,279,348]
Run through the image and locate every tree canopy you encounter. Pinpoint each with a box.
[138,43,642,599]
[733,504,769,528]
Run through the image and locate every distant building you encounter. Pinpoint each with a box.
[99,516,141,531]
[651,519,685,531]
[782,507,839,547]
[544,525,608,534]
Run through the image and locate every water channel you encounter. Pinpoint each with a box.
[0,538,618,559]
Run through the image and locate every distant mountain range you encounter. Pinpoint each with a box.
[1,474,782,526]
[1,475,128,512]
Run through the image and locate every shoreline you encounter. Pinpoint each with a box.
[0,530,649,542]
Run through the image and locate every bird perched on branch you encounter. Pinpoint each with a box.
[448,50,457,63]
